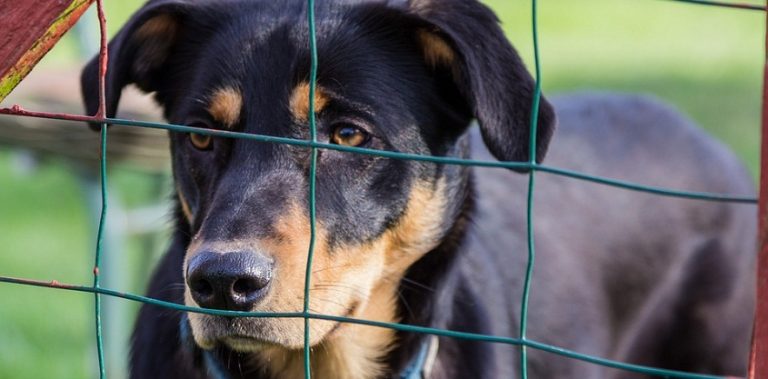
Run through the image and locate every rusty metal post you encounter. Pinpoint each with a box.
[749,9,768,379]
[0,0,95,102]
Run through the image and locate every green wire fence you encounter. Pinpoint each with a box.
[0,0,765,378]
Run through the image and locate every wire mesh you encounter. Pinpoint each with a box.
[303,0,320,374]
[93,1,110,378]
[519,0,544,376]
[0,0,764,378]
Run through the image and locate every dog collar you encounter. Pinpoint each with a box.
[179,314,230,379]
[400,335,440,379]
[180,315,440,379]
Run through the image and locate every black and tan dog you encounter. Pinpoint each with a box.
[81,0,756,378]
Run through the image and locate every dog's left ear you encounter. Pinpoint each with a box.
[80,0,217,130]
[407,0,556,164]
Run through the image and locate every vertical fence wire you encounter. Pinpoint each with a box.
[92,0,108,377]
[519,0,543,377]
[302,0,320,377]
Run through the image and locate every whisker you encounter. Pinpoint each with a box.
[400,277,435,291]
[397,289,415,320]
[302,296,352,310]
[311,262,355,274]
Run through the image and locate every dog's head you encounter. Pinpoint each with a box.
[82,0,554,356]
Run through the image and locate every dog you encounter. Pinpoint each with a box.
[80,0,757,378]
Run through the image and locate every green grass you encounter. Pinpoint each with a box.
[492,0,763,175]
[0,151,93,377]
[0,1,763,378]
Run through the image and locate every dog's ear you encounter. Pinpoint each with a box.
[407,0,556,164]
[80,0,205,129]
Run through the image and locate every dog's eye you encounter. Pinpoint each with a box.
[330,124,370,147]
[189,133,213,150]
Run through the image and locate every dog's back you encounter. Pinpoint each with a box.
[446,92,756,377]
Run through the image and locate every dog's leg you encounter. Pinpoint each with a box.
[613,236,754,378]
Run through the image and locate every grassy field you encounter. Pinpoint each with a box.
[0,1,763,377]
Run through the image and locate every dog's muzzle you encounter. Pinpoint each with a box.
[186,250,274,311]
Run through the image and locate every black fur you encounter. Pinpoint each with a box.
[81,1,755,378]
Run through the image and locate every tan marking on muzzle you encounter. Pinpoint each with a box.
[377,179,448,273]
[289,81,329,122]
[184,180,447,379]
[253,180,447,378]
[208,87,242,128]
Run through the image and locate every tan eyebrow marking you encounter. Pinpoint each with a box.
[207,87,243,128]
[289,81,329,122]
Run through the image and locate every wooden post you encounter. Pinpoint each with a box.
[749,8,768,379]
[0,0,95,102]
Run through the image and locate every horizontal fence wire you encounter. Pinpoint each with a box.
[0,0,763,378]
[660,0,766,11]
[0,110,758,204]
[0,276,732,379]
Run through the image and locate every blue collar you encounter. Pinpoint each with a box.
[179,315,230,379]
[399,335,439,379]
[180,315,439,378]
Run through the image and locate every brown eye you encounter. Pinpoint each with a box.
[330,124,370,147]
[189,133,213,150]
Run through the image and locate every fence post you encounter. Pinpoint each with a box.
[0,0,94,102]
[749,9,768,379]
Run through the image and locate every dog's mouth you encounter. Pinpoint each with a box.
[187,301,360,352]
[190,315,296,351]
[220,334,280,352]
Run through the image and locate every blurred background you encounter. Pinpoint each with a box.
[0,0,763,377]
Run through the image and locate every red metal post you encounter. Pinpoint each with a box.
[0,0,95,102]
[749,9,768,379]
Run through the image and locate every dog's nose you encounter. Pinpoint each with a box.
[186,251,273,311]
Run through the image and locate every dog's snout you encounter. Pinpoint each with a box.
[186,251,273,311]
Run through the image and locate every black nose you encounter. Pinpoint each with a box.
[186,251,273,311]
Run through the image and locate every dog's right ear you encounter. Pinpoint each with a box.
[402,0,556,166]
[80,0,203,130]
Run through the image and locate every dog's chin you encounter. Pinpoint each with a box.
[193,331,283,353]
[188,313,336,352]
[220,335,283,352]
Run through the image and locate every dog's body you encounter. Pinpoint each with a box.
[458,93,756,378]
[81,1,756,378]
